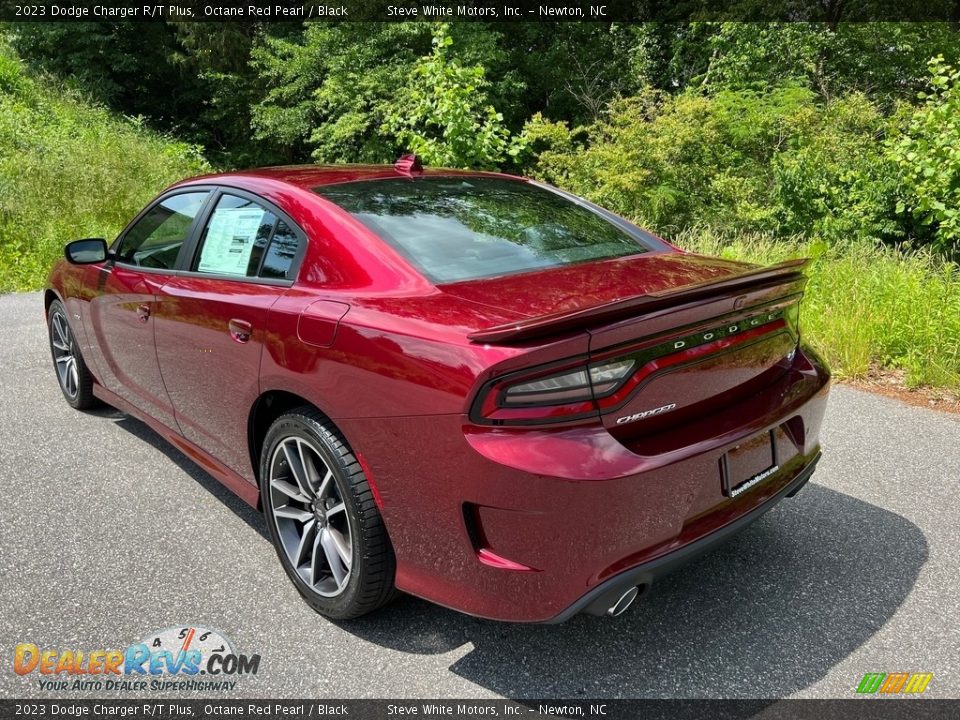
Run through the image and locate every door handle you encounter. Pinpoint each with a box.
[228,319,253,343]
[136,304,150,323]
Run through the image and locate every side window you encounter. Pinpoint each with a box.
[192,193,301,281]
[117,192,208,269]
[260,220,299,280]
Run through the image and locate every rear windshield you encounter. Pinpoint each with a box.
[313,177,652,283]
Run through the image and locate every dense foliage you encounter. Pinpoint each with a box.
[384,25,523,169]
[3,20,960,387]
[891,57,960,252]
[524,88,897,243]
[8,20,960,252]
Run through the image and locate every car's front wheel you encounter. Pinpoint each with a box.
[47,299,96,410]
[260,408,397,619]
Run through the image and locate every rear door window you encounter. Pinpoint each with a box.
[259,220,299,280]
[191,193,301,281]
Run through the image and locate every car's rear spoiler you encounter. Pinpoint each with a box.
[467,258,811,344]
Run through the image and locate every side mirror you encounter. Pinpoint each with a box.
[65,238,108,265]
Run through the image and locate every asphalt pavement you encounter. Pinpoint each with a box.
[1,290,958,699]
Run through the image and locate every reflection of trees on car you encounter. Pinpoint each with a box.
[261,221,299,279]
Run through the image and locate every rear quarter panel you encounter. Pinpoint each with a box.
[259,291,532,420]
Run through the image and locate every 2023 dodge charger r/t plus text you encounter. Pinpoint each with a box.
[45,159,830,622]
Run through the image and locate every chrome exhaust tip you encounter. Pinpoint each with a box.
[606,586,639,617]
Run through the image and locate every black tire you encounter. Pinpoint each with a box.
[259,407,397,619]
[47,299,97,410]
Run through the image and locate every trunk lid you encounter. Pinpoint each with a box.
[440,252,757,332]
[460,251,808,435]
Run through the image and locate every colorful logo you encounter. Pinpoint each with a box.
[14,626,260,692]
[856,672,933,695]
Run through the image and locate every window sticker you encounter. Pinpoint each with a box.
[197,207,266,276]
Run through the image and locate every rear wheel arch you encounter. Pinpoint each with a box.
[248,391,360,491]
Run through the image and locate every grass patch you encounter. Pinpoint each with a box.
[0,39,210,293]
[679,230,960,390]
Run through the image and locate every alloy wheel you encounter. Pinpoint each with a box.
[268,437,353,597]
[50,311,79,399]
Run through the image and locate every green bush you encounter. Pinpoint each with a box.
[0,40,210,292]
[524,86,899,245]
[891,56,960,254]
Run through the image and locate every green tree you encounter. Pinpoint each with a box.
[248,22,636,164]
[9,21,202,126]
[172,22,283,165]
[250,23,431,163]
[386,24,522,169]
[699,23,960,104]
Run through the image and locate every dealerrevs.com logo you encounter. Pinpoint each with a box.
[14,626,260,692]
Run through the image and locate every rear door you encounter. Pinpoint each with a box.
[154,189,306,482]
[88,189,211,430]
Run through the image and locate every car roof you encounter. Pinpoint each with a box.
[179,164,520,190]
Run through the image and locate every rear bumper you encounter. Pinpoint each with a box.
[341,344,831,623]
[547,450,820,622]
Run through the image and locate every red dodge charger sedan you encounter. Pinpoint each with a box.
[46,160,830,622]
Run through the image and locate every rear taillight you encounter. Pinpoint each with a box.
[501,367,592,406]
[471,301,800,426]
[473,358,636,424]
[501,358,635,406]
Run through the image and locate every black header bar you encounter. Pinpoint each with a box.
[3,0,959,22]
[0,700,956,719]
